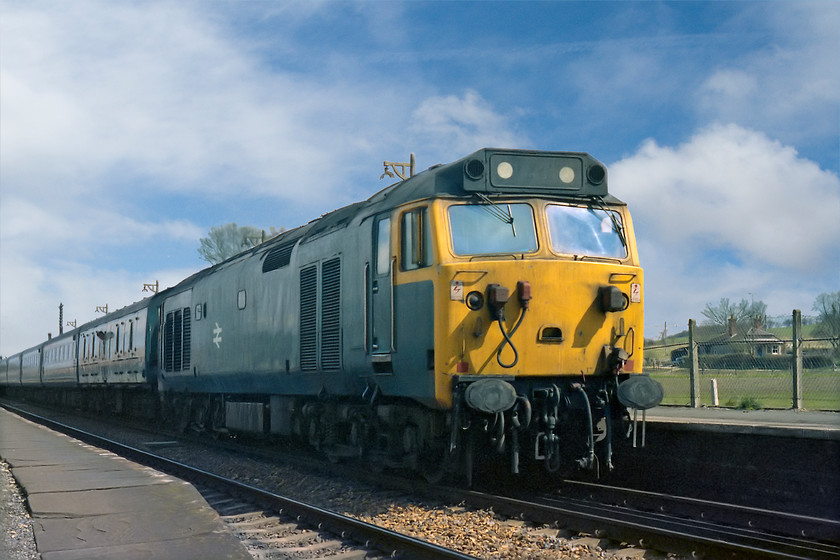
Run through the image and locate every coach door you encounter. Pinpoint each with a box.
[369,215,393,368]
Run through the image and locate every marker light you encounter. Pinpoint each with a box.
[496,161,514,179]
[558,166,575,184]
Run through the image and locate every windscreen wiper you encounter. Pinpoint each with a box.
[475,193,517,237]
[593,197,626,247]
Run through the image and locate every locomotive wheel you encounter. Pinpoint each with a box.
[208,396,226,434]
[420,438,451,484]
[307,416,321,449]
[349,419,366,459]
[191,397,208,432]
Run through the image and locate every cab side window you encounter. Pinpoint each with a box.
[375,217,391,275]
[401,207,431,270]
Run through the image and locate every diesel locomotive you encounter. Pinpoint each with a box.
[1,148,663,481]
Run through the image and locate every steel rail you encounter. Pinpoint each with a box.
[6,400,837,559]
[1,404,476,560]
[561,479,840,543]
[435,486,840,560]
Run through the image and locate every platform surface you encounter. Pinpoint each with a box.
[645,405,840,439]
[0,408,251,560]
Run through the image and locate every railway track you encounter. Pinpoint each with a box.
[0,403,473,560]
[446,485,840,560]
[4,400,838,559]
[557,479,840,543]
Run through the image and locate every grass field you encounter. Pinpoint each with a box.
[646,367,840,411]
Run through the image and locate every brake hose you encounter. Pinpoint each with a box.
[496,308,527,368]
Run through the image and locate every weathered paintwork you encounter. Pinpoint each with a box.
[1,148,658,478]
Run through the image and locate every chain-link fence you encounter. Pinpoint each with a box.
[644,313,839,411]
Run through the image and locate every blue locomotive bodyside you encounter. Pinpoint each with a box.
[1,148,662,481]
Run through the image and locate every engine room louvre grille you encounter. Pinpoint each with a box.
[262,238,298,273]
[182,307,191,371]
[300,265,318,371]
[163,308,191,373]
[320,257,341,370]
[164,312,175,371]
[171,310,183,371]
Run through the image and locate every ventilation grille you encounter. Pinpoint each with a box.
[164,307,191,373]
[299,265,318,371]
[164,314,174,371]
[320,257,341,370]
[262,238,298,272]
[182,310,191,370]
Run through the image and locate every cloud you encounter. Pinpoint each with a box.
[701,69,759,101]
[0,190,205,354]
[0,3,532,355]
[612,123,840,333]
[612,123,840,270]
[0,2,411,208]
[409,90,530,157]
[696,2,840,147]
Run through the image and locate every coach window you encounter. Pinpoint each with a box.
[128,320,134,351]
[401,207,432,270]
[238,290,247,310]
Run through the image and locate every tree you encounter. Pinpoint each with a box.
[813,291,840,353]
[198,223,283,264]
[701,297,768,332]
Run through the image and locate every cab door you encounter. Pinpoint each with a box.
[370,215,393,361]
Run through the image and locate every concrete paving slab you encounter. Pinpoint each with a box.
[647,406,840,439]
[28,478,207,516]
[39,533,252,560]
[13,462,173,493]
[32,507,231,552]
[0,447,122,469]
[0,409,251,560]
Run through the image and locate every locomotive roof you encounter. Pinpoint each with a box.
[293,148,622,244]
[1,149,625,355]
[163,148,623,292]
[363,147,619,210]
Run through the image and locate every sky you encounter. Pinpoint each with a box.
[1,0,838,355]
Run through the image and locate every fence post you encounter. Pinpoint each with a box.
[792,309,803,410]
[689,319,701,408]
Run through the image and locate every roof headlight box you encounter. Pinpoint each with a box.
[464,158,485,180]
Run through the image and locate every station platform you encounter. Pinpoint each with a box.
[645,405,840,439]
[0,408,251,560]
